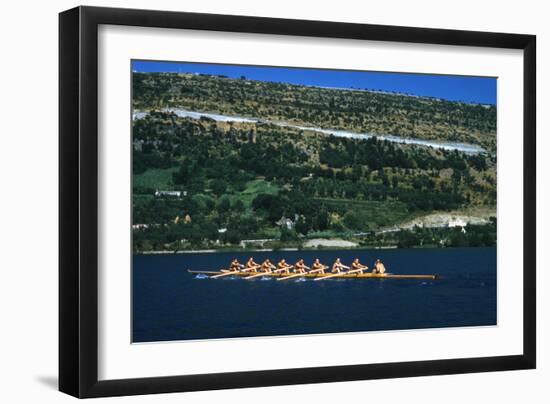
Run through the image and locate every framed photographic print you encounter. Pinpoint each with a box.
[59,6,536,398]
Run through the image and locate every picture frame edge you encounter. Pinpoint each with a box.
[58,6,537,398]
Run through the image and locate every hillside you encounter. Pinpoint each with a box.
[133,72,497,151]
[131,72,497,252]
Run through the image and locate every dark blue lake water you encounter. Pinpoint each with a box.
[132,247,496,342]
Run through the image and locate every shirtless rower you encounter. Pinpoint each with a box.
[349,258,368,274]
[373,259,386,274]
[260,259,276,273]
[294,259,309,274]
[229,259,243,272]
[243,257,260,273]
[274,259,293,274]
[331,258,349,274]
[310,258,327,274]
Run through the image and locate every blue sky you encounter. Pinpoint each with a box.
[133,60,497,105]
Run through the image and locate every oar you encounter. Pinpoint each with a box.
[244,271,271,280]
[211,269,240,278]
[273,265,293,273]
[308,265,329,275]
[314,272,342,281]
[346,267,366,275]
[241,264,261,273]
[211,272,238,278]
[314,266,367,281]
[277,272,306,281]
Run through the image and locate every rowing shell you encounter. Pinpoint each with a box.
[188,270,438,280]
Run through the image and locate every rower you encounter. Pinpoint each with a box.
[373,259,386,274]
[331,258,349,274]
[229,259,243,272]
[310,258,327,274]
[243,257,260,273]
[260,259,276,273]
[275,259,293,274]
[349,258,368,274]
[294,259,309,274]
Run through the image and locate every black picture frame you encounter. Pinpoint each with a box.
[59,5,536,398]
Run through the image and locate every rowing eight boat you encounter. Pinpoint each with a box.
[188,269,438,280]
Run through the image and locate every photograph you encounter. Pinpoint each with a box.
[131,60,497,343]
[0,0,542,400]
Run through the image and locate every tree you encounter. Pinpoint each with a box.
[343,211,359,230]
[351,164,362,181]
[280,227,299,242]
[295,216,309,235]
[397,230,419,248]
[210,179,228,196]
[173,161,191,185]
[391,176,399,188]
[217,196,231,213]
[192,194,215,213]
[315,208,329,231]
[234,199,245,212]
[222,230,241,245]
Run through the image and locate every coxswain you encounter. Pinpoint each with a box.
[310,258,327,274]
[331,257,349,274]
[373,259,386,274]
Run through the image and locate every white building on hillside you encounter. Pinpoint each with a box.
[447,218,467,228]
[154,190,186,198]
[276,217,295,229]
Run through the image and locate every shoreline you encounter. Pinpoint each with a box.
[136,245,501,255]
